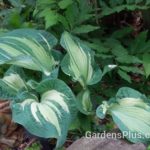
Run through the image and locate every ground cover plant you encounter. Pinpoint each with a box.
[1,0,150,149]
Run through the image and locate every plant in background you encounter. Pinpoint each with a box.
[33,0,99,34]
[0,0,36,29]
[99,0,150,18]
[85,27,150,83]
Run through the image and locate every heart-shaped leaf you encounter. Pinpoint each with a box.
[12,79,77,148]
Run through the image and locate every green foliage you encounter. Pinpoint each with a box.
[99,0,150,17]
[1,0,150,149]
[0,0,36,28]
[86,28,150,82]
[33,0,99,32]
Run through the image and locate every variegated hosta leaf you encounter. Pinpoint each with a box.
[0,29,57,76]
[60,31,102,88]
[77,89,93,115]
[0,73,27,100]
[96,87,150,143]
[12,79,77,148]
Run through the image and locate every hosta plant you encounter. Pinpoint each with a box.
[0,29,77,148]
[0,28,102,148]
[1,28,150,148]
[96,87,150,143]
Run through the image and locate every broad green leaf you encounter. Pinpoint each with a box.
[130,31,148,54]
[60,31,102,88]
[64,3,78,28]
[111,45,128,57]
[39,9,59,29]
[76,0,94,24]
[45,14,58,29]
[0,29,57,76]
[58,0,73,9]
[143,53,150,78]
[118,69,131,83]
[77,89,93,115]
[12,79,77,148]
[111,27,133,39]
[84,40,109,54]
[73,25,99,34]
[119,66,144,75]
[99,6,115,17]
[116,55,142,64]
[96,87,150,143]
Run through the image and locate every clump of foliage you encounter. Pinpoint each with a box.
[0,0,36,28]
[1,0,150,149]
